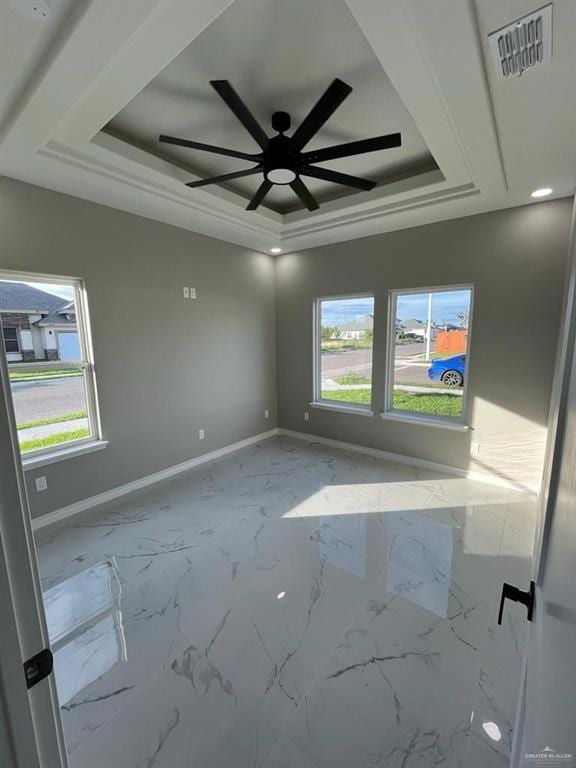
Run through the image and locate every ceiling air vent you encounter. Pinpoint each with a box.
[488,4,552,81]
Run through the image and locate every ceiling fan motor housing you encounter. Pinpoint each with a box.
[264,133,299,184]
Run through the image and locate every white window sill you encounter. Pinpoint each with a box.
[381,411,469,432]
[22,439,109,470]
[310,401,374,417]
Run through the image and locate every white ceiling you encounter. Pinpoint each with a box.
[105,0,436,213]
[0,0,76,128]
[0,0,574,254]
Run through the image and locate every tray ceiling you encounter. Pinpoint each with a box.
[0,0,573,254]
[104,0,437,214]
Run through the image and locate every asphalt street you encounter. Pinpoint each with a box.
[10,341,454,427]
[11,376,86,424]
[320,343,448,387]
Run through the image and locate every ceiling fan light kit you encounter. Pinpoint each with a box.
[159,78,401,212]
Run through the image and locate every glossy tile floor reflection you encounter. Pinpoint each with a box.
[35,437,536,767]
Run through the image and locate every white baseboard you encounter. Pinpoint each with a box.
[278,428,540,495]
[33,425,538,531]
[32,428,280,531]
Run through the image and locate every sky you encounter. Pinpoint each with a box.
[25,281,75,300]
[321,297,374,325]
[396,290,471,325]
[0,278,75,301]
[321,290,471,326]
[1,280,74,301]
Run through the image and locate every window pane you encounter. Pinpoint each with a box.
[390,288,472,420]
[9,367,90,453]
[3,327,19,353]
[1,276,95,454]
[319,296,374,407]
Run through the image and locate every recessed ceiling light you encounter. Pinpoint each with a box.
[276,591,286,600]
[270,247,282,254]
[531,188,553,198]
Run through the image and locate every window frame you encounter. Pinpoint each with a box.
[383,283,475,428]
[2,326,20,354]
[313,292,375,412]
[0,269,102,459]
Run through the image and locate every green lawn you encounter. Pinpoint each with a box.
[321,339,372,353]
[16,410,87,430]
[322,387,462,417]
[333,373,371,385]
[19,428,90,454]
[396,379,452,390]
[393,390,462,416]
[322,389,371,405]
[9,368,82,381]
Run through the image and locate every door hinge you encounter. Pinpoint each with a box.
[23,648,53,690]
[498,580,535,625]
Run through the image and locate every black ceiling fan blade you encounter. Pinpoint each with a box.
[290,78,353,152]
[300,164,376,191]
[246,179,273,210]
[290,178,320,211]
[302,133,402,164]
[210,80,269,150]
[159,135,261,162]
[186,166,263,188]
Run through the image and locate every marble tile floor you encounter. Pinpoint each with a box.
[34,436,537,768]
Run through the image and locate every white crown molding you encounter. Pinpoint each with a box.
[0,0,511,253]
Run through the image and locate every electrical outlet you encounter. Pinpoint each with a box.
[264,409,269,419]
[471,441,480,456]
[198,429,205,440]
[35,476,47,492]
[304,412,310,421]
[183,286,190,299]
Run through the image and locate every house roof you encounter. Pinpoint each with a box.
[0,281,68,314]
[35,311,76,326]
[401,318,426,330]
[339,314,374,331]
[35,300,76,326]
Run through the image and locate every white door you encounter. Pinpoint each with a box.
[512,202,576,766]
[0,346,68,767]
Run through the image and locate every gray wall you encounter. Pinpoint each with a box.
[0,177,277,518]
[275,198,573,489]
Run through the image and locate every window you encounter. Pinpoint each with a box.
[385,285,473,425]
[314,295,374,409]
[2,327,19,353]
[0,273,100,457]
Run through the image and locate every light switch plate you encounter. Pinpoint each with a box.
[183,286,190,299]
[198,429,205,440]
[264,409,269,419]
[35,476,48,492]
[189,288,197,299]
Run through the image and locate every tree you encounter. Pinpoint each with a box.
[321,325,340,341]
[363,328,373,341]
[457,310,469,329]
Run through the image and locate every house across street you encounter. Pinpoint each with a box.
[0,280,79,363]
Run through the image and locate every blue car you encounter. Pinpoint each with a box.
[428,354,465,387]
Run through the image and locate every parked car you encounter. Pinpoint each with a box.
[428,354,465,387]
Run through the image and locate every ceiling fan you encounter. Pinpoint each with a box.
[159,78,401,212]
